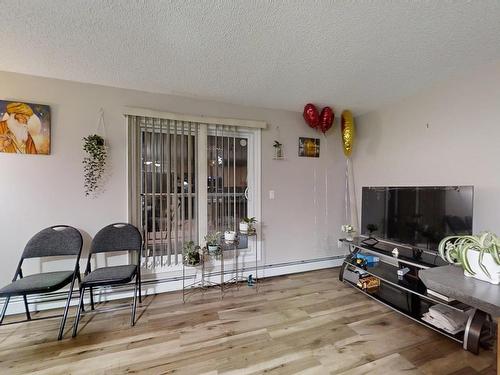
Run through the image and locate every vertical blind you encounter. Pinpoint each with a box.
[128,115,198,268]
[128,116,251,268]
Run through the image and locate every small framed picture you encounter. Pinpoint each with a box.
[298,137,320,158]
[0,100,51,155]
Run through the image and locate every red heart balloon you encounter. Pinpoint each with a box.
[303,103,319,129]
[319,106,334,134]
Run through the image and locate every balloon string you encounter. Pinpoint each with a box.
[324,136,328,226]
[345,158,349,224]
[350,159,359,231]
[344,157,359,231]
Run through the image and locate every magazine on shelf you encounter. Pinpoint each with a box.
[421,304,473,334]
[427,289,455,303]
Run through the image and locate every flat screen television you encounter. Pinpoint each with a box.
[361,186,473,251]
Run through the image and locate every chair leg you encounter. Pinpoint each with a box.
[138,273,142,303]
[0,297,10,325]
[131,278,139,326]
[89,287,95,311]
[72,287,85,338]
[76,274,85,313]
[58,279,76,340]
[22,295,31,321]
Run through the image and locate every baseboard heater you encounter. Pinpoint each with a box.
[3,255,344,310]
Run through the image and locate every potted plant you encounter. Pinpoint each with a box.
[224,230,237,241]
[366,224,378,238]
[205,231,221,254]
[341,224,355,241]
[438,232,500,284]
[82,134,107,196]
[183,241,202,266]
[240,217,257,234]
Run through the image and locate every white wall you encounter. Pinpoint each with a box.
[354,61,500,235]
[0,71,346,292]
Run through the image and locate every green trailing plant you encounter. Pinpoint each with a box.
[83,134,107,196]
[183,241,201,266]
[438,232,500,278]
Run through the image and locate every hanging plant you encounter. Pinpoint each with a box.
[83,134,107,196]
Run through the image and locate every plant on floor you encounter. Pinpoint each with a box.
[83,134,107,196]
[183,241,202,266]
[438,232,500,283]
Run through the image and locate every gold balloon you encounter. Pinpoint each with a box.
[341,110,355,157]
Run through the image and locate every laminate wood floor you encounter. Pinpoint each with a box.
[0,268,496,374]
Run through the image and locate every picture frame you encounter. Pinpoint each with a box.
[0,100,51,155]
[298,137,320,158]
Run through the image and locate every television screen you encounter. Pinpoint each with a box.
[361,186,473,251]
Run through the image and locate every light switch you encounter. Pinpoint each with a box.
[269,190,275,200]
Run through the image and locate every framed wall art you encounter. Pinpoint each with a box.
[298,137,320,158]
[0,100,51,155]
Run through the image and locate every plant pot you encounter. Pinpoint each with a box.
[239,222,248,233]
[345,233,354,242]
[464,250,500,284]
[224,231,236,241]
[208,244,219,253]
[184,256,200,266]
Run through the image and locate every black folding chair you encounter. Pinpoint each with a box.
[72,223,142,337]
[0,225,83,340]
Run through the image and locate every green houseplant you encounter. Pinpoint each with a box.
[183,241,202,266]
[366,224,379,237]
[204,231,221,256]
[341,224,355,241]
[83,134,107,196]
[239,217,257,234]
[438,232,500,284]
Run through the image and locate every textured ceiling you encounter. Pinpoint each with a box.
[1,1,500,114]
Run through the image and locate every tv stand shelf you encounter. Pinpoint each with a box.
[342,257,468,312]
[339,237,491,354]
[342,279,465,344]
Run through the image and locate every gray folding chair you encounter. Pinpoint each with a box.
[0,225,83,340]
[72,223,142,337]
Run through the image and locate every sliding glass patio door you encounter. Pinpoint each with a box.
[207,126,253,250]
[128,116,259,269]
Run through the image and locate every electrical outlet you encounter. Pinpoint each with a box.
[269,190,275,200]
[337,240,343,248]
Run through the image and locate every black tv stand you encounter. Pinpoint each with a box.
[360,236,379,247]
[338,237,491,353]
